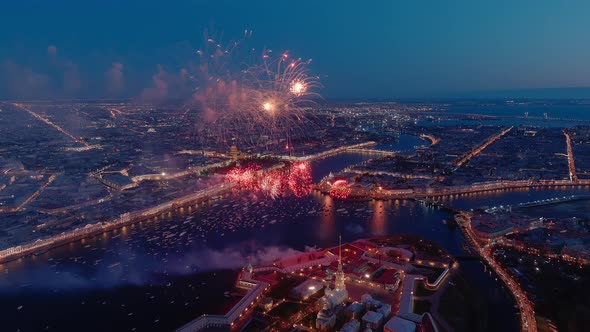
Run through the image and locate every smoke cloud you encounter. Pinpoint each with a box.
[139,65,192,103]
[47,45,57,57]
[105,62,125,96]
[0,60,51,100]
[0,244,305,291]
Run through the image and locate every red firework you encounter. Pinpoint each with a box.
[224,162,312,199]
[224,164,261,190]
[287,162,312,197]
[329,179,351,199]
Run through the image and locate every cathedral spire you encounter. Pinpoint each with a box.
[334,234,346,291]
[338,235,342,266]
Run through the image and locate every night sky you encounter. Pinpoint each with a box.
[1,0,589,100]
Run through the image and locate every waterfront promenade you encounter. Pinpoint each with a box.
[317,178,590,200]
[0,142,377,264]
[0,181,233,264]
[4,165,589,265]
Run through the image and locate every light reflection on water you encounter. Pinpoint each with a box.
[1,149,587,331]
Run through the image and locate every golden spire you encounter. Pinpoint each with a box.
[338,234,343,271]
[335,234,346,291]
[339,235,342,263]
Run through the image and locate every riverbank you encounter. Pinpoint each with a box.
[316,178,590,200]
[0,181,234,264]
[0,160,530,332]
[0,142,379,264]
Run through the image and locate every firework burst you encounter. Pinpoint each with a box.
[190,30,319,150]
[259,170,283,199]
[329,179,351,199]
[224,164,261,190]
[287,162,312,197]
[224,161,312,199]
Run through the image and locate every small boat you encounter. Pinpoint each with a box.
[108,262,121,269]
[33,249,49,256]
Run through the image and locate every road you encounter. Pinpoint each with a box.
[455,213,538,332]
[12,103,91,148]
[454,127,513,168]
[563,131,578,183]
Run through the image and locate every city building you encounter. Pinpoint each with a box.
[362,311,384,330]
[317,236,349,330]
[340,319,361,332]
[384,316,416,332]
[290,279,324,300]
[345,302,364,319]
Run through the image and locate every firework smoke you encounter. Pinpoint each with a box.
[189,30,319,149]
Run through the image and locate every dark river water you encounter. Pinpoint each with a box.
[0,134,587,332]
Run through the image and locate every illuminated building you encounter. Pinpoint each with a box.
[229,145,239,159]
[316,236,349,330]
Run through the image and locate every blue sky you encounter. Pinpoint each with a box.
[1,0,589,99]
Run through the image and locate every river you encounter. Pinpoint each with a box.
[0,134,584,332]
